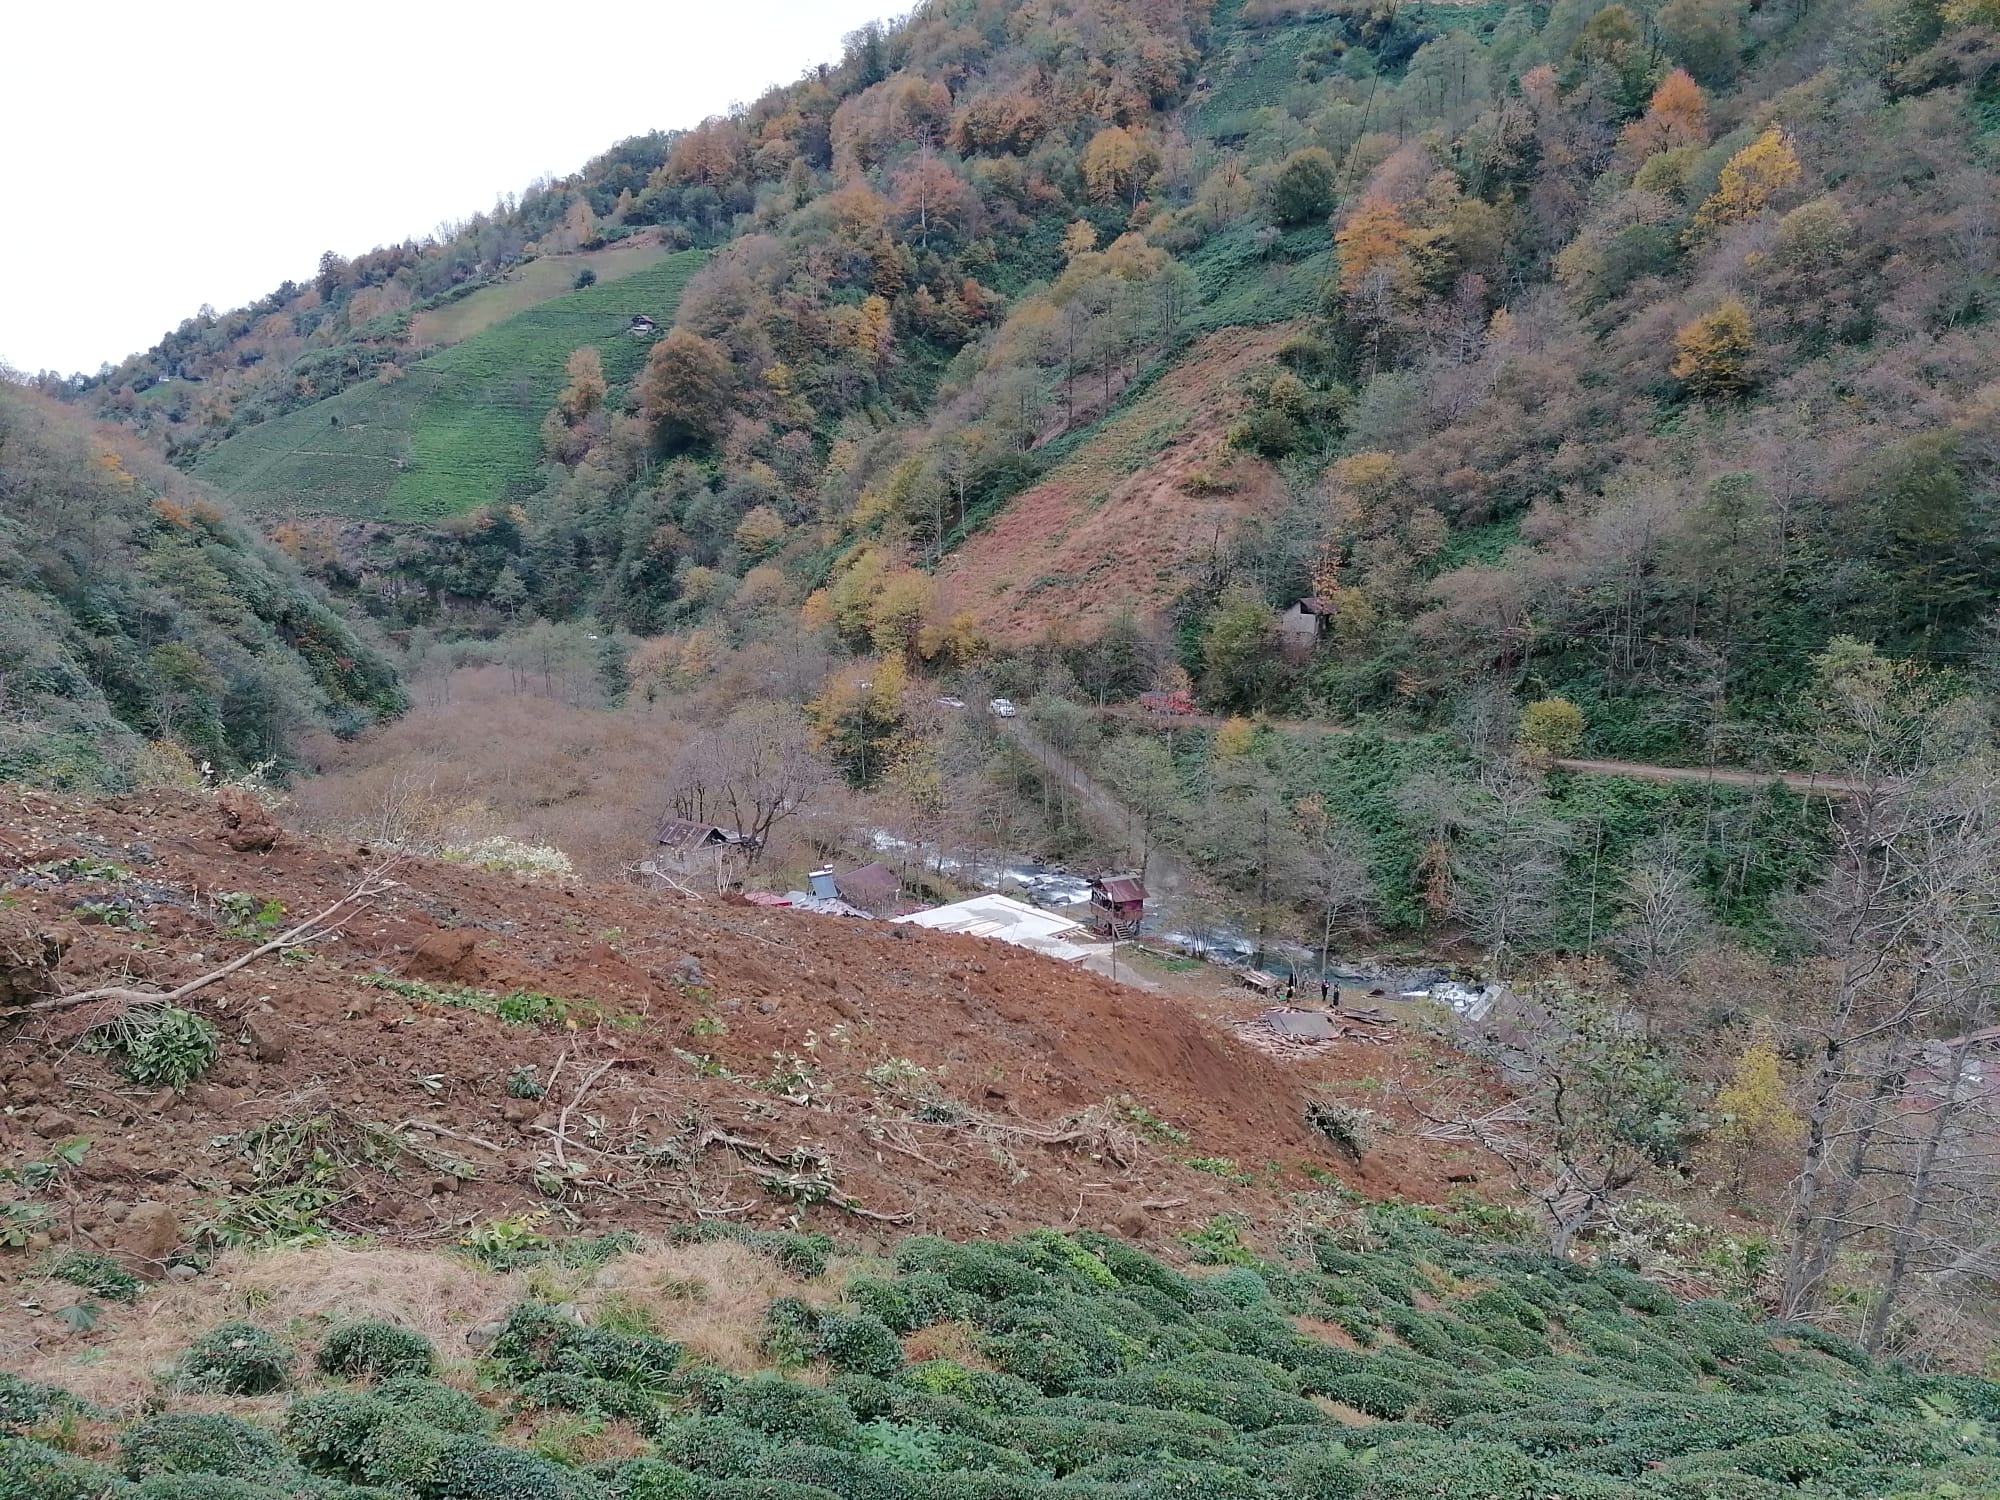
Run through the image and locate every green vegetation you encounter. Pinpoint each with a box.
[412,240,679,347]
[196,251,707,521]
[0,386,402,789]
[317,1322,439,1381]
[83,1006,221,1093]
[177,1321,296,1395]
[357,973,635,1030]
[6,1223,1992,1498]
[46,1250,143,1304]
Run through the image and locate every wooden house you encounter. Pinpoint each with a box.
[1277,596,1334,662]
[653,817,757,888]
[1088,873,1147,937]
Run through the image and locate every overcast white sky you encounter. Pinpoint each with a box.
[1,0,893,377]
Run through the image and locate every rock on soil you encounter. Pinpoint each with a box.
[0,909,67,1009]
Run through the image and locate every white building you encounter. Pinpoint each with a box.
[893,893,1104,963]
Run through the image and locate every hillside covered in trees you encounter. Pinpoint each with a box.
[0,387,403,790]
[54,0,1999,775]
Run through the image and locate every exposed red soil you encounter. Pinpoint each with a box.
[941,326,1294,645]
[0,790,1497,1272]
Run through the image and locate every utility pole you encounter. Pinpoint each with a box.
[1257,803,1271,966]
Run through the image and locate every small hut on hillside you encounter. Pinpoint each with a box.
[653,817,757,888]
[1088,873,1147,937]
[1278,596,1334,662]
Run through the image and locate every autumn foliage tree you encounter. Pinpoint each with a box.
[557,347,607,422]
[1618,69,1708,164]
[1690,126,1803,239]
[1670,297,1757,398]
[637,329,735,449]
[1081,125,1155,207]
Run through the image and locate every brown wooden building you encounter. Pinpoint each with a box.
[1088,873,1147,937]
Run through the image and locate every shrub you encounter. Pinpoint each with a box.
[87,1005,220,1091]
[424,1436,611,1500]
[724,1376,861,1449]
[706,1483,841,1500]
[755,1445,916,1500]
[48,1249,142,1303]
[667,1224,834,1279]
[894,1239,1042,1300]
[985,1333,1092,1394]
[1186,1268,1274,1311]
[603,1458,706,1500]
[179,1321,294,1394]
[857,1421,946,1473]
[847,1274,966,1333]
[764,1297,824,1365]
[491,1302,681,1388]
[1282,1444,1365,1500]
[1072,1236,1195,1307]
[287,1392,391,1475]
[818,1312,904,1378]
[132,1478,286,1500]
[517,1372,660,1422]
[354,1416,458,1490]
[317,1320,437,1379]
[122,1412,285,1480]
[0,1438,138,1500]
[0,1372,84,1432]
[1016,1230,1117,1289]
[653,1417,771,1475]
[374,1375,492,1433]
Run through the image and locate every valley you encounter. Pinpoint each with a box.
[5,0,2000,1490]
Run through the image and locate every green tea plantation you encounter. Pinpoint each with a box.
[4,1216,1995,1500]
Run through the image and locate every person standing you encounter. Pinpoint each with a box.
[1320,977,1331,1006]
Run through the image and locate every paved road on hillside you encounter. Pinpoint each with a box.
[1092,706,1864,797]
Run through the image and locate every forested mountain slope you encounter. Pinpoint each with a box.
[72,0,1994,774]
[0,387,403,789]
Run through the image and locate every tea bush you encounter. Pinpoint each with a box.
[16,1218,1996,1500]
[178,1321,294,1394]
[316,1319,437,1379]
[121,1412,285,1480]
[817,1311,905,1379]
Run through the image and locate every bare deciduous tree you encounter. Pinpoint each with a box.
[665,701,829,860]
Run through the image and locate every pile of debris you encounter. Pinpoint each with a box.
[1234,1005,1393,1059]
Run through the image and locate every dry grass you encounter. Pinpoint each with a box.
[1293,1314,1366,1351]
[582,1240,852,1374]
[3,1238,867,1414]
[903,1319,995,1369]
[1311,1395,1381,1426]
[289,665,697,877]
[2,1245,528,1410]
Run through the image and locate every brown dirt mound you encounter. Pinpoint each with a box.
[941,325,1294,645]
[0,789,1495,1270]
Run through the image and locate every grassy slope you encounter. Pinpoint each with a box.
[411,238,679,346]
[196,249,707,522]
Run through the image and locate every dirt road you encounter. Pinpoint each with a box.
[1094,706,1861,797]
